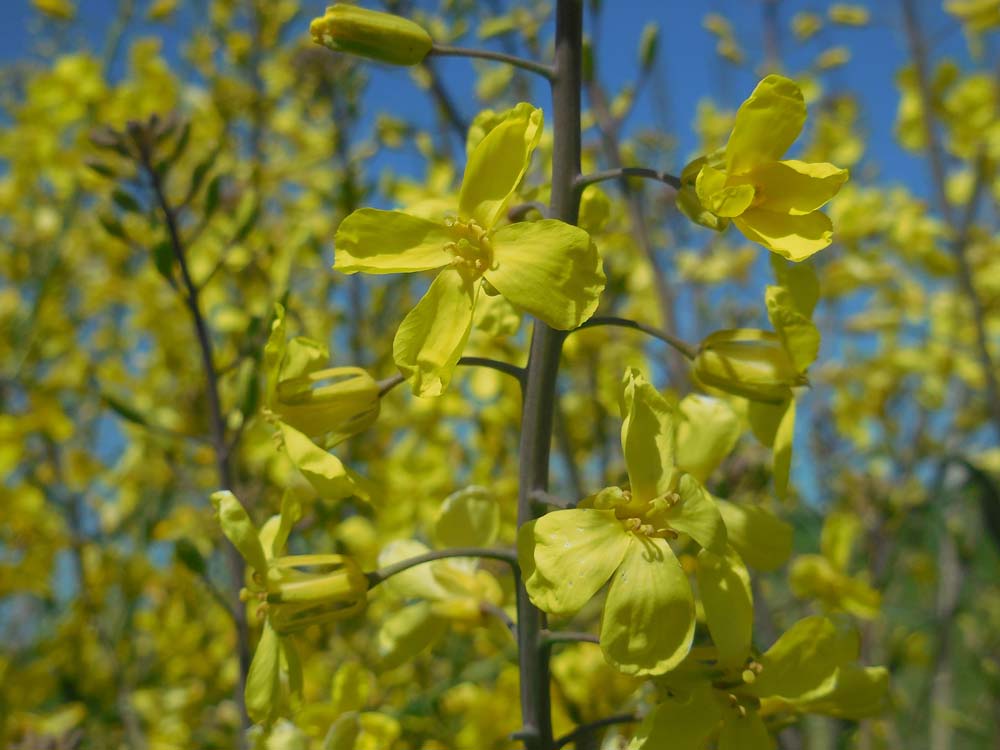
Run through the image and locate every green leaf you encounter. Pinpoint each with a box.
[112,188,142,213]
[101,392,149,427]
[152,239,175,280]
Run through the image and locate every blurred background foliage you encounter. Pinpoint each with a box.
[1,0,1000,748]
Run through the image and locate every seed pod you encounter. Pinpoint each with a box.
[310,4,433,66]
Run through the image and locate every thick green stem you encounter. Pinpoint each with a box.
[515,3,583,750]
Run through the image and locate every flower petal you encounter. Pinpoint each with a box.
[210,490,268,577]
[726,75,806,174]
[697,547,753,668]
[519,509,631,617]
[696,164,756,217]
[716,500,793,571]
[245,620,281,724]
[748,615,858,704]
[279,421,357,501]
[393,269,477,397]
[734,209,833,261]
[486,220,604,330]
[660,473,727,553]
[676,394,741,483]
[601,536,694,675]
[719,709,775,750]
[620,368,676,504]
[434,486,500,549]
[459,103,543,228]
[376,601,447,669]
[750,160,848,215]
[334,208,451,273]
[627,686,722,750]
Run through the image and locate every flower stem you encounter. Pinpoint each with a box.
[515,3,584,750]
[574,166,682,192]
[429,43,556,80]
[553,714,640,750]
[365,547,518,587]
[376,356,525,396]
[574,316,697,360]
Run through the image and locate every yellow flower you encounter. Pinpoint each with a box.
[828,4,871,26]
[682,75,849,261]
[334,103,605,396]
[32,0,75,20]
[374,487,507,668]
[519,369,736,675]
[629,617,889,750]
[211,490,368,723]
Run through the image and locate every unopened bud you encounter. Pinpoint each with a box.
[638,22,659,71]
[274,366,380,440]
[310,4,433,66]
[267,554,368,633]
[692,329,805,403]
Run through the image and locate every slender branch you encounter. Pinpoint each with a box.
[900,0,1000,444]
[541,630,599,647]
[377,356,525,397]
[575,166,681,193]
[553,714,640,750]
[585,77,688,388]
[575,316,697,360]
[481,601,518,636]
[137,140,251,726]
[366,547,518,587]
[429,43,556,80]
[508,201,550,222]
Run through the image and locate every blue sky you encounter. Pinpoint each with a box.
[2,0,986,504]
[1,0,977,198]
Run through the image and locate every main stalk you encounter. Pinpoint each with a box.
[515,2,583,749]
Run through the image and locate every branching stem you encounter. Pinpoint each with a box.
[576,316,697,360]
[553,714,640,750]
[377,356,525,396]
[574,166,681,193]
[429,44,556,80]
[366,547,518,587]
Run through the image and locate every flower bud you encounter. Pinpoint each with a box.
[267,554,368,632]
[274,366,380,441]
[310,4,433,66]
[692,329,806,403]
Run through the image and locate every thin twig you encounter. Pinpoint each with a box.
[541,630,600,647]
[366,547,518,587]
[430,43,555,80]
[481,602,517,636]
[553,714,640,750]
[137,138,251,726]
[575,316,697,360]
[574,166,681,193]
[377,356,526,396]
[900,0,1000,444]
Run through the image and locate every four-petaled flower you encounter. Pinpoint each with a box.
[519,369,746,675]
[333,102,605,397]
[679,74,849,261]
